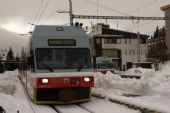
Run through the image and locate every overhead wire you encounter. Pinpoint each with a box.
[124,11,162,30]
[129,20,157,30]
[124,0,161,32]
[81,0,162,33]
[128,0,158,14]
[81,0,128,28]
[44,10,56,24]
[34,0,164,34]
[82,0,158,17]
[81,0,130,16]
[123,0,158,30]
[36,0,50,25]
[30,0,44,30]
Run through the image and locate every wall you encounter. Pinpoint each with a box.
[161,4,170,58]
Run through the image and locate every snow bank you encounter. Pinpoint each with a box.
[93,62,170,112]
[122,67,155,78]
[94,68,155,95]
[0,71,57,113]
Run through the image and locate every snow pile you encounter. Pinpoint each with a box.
[121,67,155,78]
[93,62,170,112]
[0,71,19,113]
[94,68,155,95]
[0,71,56,113]
[151,64,170,96]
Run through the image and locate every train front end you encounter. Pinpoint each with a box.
[20,25,94,104]
[30,72,94,104]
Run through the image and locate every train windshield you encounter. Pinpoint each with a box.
[36,48,92,70]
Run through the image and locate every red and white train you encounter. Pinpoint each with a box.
[19,25,94,104]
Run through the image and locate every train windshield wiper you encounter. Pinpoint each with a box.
[76,58,87,72]
[42,62,54,72]
[77,61,85,72]
[46,65,54,72]
[77,64,83,72]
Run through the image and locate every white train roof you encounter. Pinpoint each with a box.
[31,25,88,37]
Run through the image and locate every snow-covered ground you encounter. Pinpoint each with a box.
[0,62,170,113]
[0,71,56,113]
[93,62,170,113]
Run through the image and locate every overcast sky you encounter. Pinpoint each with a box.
[0,0,169,34]
[0,0,169,54]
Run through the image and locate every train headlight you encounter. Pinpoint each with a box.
[41,78,49,84]
[84,77,90,82]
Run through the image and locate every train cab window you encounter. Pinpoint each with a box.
[35,48,92,70]
[27,50,35,71]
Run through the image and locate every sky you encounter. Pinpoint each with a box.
[1,63,170,113]
[0,0,169,54]
[0,27,29,55]
[0,0,169,34]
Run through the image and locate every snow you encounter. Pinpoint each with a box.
[80,98,140,113]
[1,62,170,113]
[93,62,170,113]
[55,105,90,113]
[119,67,155,78]
[0,71,56,113]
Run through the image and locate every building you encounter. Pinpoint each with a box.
[0,49,8,60]
[161,4,170,58]
[91,23,149,70]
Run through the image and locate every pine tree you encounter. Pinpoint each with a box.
[6,47,14,60]
[147,26,168,63]
[153,26,159,38]
[162,26,166,37]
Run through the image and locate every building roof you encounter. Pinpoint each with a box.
[102,27,149,39]
[161,4,170,11]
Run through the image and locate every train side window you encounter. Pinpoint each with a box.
[28,50,35,71]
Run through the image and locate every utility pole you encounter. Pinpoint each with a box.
[57,0,73,26]
[69,0,73,26]
[137,32,141,63]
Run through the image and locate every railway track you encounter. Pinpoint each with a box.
[52,97,140,113]
[92,94,162,113]
[52,104,94,113]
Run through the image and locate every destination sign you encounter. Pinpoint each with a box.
[48,39,76,46]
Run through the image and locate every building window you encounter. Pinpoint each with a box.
[140,39,146,44]
[104,38,118,44]
[104,39,107,44]
[125,49,127,55]
[111,38,117,44]
[129,49,131,55]
[117,38,121,44]
[145,49,147,55]
[125,38,127,44]
[102,49,118,58]
[129,39,131,44]
[96,38,100,44]
[132,49,135,55]
[141,50,143,55]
